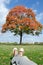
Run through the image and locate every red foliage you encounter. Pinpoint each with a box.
[2,6,42,32]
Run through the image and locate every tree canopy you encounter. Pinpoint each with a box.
[2,6,42,44]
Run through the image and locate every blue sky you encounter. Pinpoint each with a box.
[0,0,43,43]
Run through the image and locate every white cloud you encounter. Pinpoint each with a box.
[0,0,10,26]
[36,12,43,22]
[33,9,37,15]
[0,4,8,25]
[0,0,11,4]
[33,9,43,22]
[32,1,43,23]
[15,0,18,3]
[4,0,11,4]
[32,1,40,9]
[36,1,39,5]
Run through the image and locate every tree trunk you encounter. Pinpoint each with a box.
[20,31,22,45]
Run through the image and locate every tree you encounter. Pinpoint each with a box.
[2,6,42,44]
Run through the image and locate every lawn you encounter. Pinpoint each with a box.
[0,44,43,65]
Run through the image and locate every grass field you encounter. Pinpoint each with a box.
[0,44,43,65]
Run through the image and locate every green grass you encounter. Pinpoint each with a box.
[0,44,43,65]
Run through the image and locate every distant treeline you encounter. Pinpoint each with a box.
[0,42,43,45]
[34,42,43,45]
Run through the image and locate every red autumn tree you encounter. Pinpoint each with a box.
[2,6,42,44]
